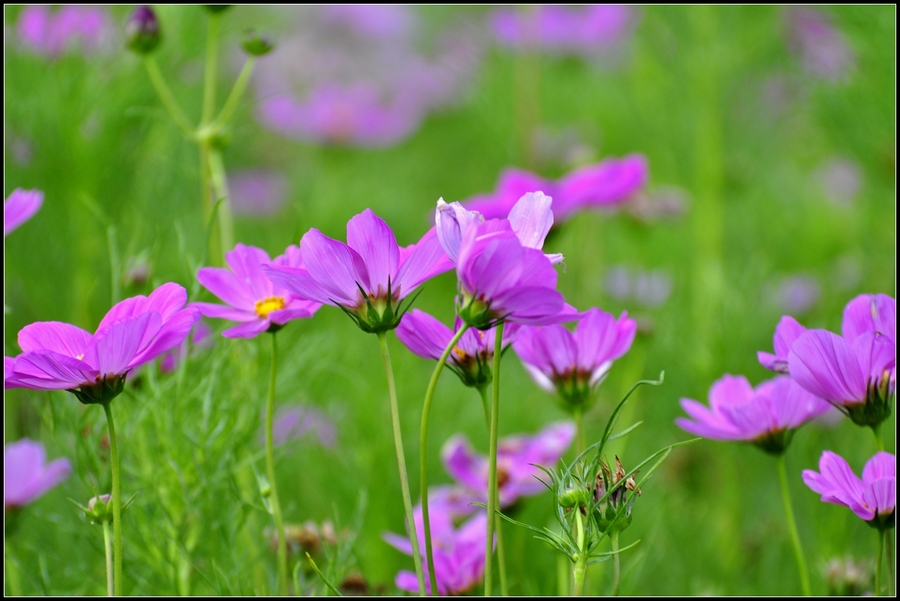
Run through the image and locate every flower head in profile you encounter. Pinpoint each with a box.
[5,189,43,237]
[4,438,71,510]
[803,451,895,530]
[263,209,449,334]
[513,308,636,410]
[194,244,321,338]
[5,283,199,404]
[758,315,807,374]
[461,155,648,223]
[383,491,488,596]
[396,309,518,389]
[788,293,895,429]
[676,374,832,455]
[442,421,575,508]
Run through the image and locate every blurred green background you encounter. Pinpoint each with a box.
[4,5,895,596]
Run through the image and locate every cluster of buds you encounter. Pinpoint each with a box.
[558,455,641,534]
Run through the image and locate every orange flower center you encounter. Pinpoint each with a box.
[255,296,286,319]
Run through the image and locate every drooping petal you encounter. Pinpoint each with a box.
[788,330,866,405]
[346,208,400,293]
[493,285,566,325]
[267,306,317,325]
[191,302,254,323]
[4,189,43,236]
[435,199,482,262]
[300,228,370,302]
[395,309,453,360]
[17,321,92,357]
[222,319,270,339]
[521,362,557,393]
[862,452,896,485]
[10,351,98,389]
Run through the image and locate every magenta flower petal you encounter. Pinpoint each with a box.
[261,265,334,307]
[131,306,199,366]
[555,154,648,220]
[89,312,161,375]
[4,189,43,236]
[394,227,451,295]
[7,351,98,390]
[197,267,257,312]
[4,439,71,509]
[842,293,896,343]
[508,191,554,251]
[436,199,483,262]
[788,330,866,405]
[803,451,895,525]
[18,321,92,357]
[758,315,807,373]
[222,319,271,339]
[346,208,400,292]
[301,229,370,303]
[442,435,486,493]
[396,309,453,360]
[191,302,253,323]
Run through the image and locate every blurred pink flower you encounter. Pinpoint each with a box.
[816,156,863,207]
[4,188,43,237]
[16,5,110,58]
[266,404,336,449]
[765,274,821,316]
[159,320,215,373]
[603,266,672,308]
[228,170,288,217]
[5,438,72,510]
[786,8,855,82]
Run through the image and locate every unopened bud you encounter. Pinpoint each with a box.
[126,6,161,55]
[85,494,113,524]
[241,29,274,57]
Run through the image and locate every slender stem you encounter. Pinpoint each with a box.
[876,528,883,595]
[886,529,894,596]
[199,144,221,266]
[216,57,256,127]
[103,520,114,597]
[377,333,426,596]
[556,554,569,597]
[574,405,585,456]
[265,333,289,595]
[777,455,811,596]
[419,325,469,595]
[610,531,621,596]
[484,323,505,596]
[207,148,234,259]
[143,56,195,138]
[478,382,508,596]
[872,424,884,452]
[101,401,123,596]
[477,385,491,426]
[202,13,220,127]
[573,511,587,596]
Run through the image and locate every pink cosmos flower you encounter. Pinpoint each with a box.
[513,307,636,409]
[262,209,449,333]
[442,421,575,507]
[461,155,648,223]
[803,451,895,528]
[676,374,832,455]
[228,170,288,217]
[4,438,72,510]
[194,244,321,339]
[396,309,518,389]
[383,492,488,596]
[267,404,336,449]
[16,5,110,58]
[4,189,43,237]
[758,315,808,374]
[786,8,855,82]
[5,283,199,404]
[788,294,895,428]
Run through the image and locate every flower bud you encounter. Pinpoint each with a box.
[558,486,591,508]
[241,29,274,57]
[85,494,114,524]
[203,5,231,14]
[125,6,161,55]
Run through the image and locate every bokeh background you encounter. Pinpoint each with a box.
[4,5,895,596]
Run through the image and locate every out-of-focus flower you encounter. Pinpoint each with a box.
[383,493,488,596]
[125,5,161,55]
[758,315,807,374]
[765,274,821,315]
[228,170,288,217]
[269,519,339,556]
[513,308,636,410]
[442,421,575,507]
[241,29,274,57]
[266,404,336,448]
[786,8,855,82]
[263,209,448,334]
[676,374,832,455]
[4,189,43,237]
[623,187,688,223]
[194,244,321,338]
[603,266,672,308]
[491,5,636,59]
[5,283,199,405]
[532,125,597,169]
[253,7,484,147]
[461,155,648,223]
[803,451,895,529]
[824,557,873,596]
[396,309,518,389]
[122,254,151,289]
[816,156,863,207]
[159,320,215,373]
[4,438,72,510]
[788,294,895,429]
[16,5,110,57]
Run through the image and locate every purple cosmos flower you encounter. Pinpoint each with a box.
[765,275,821,315]
[442,421,575,508]
[228,170,288,217]
[817,156,863,207]
[461,155,648,223]
[513,308,636,410]
[194,244,322,339]
[266,404,337,449]
[803,451,895,529]
[17,5,110,58]
[159,320,215,373]
[788,294,895,428]
[676,374,832,455]
[4,189,43,237]
[396,309,518,389]
[383,493,488,596]
[5,283,199,404]
[786,8,855,82]
[758,315,808,374]
[5,438,72,510]
[262,209,449,333]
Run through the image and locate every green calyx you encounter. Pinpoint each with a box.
[751,428,795,456]
[68,375,127,405]
[337,280,420,335]
[457,294,501,330]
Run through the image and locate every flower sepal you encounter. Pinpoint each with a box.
[866,509,895,531]
[751,428,795,456]
[844,375,895,429]
[69,374,127,406]
[456,294,498,331]
[339,280,419,334]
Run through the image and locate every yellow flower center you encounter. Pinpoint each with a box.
[453,346,467,360]
[75,354,84,360]
[254,296,286,319]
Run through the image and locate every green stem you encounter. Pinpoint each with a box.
[199,144,221,266]
[777,455,811,596]
[265,333,289,595]
[478,382,508,596]
[419,325,470,595]
[876,529,883,595]
[103,520,114,597]
[556,554,569,597]
[886,529,894,596]
[573,511,587,596]
[574,406,585,456]
[477,385,491,426]
[610,531,620,596]
[143,56,195,138]
[216,57,256,127]
[484,323,505,596]
[872,424,884,452]
[202,13,220,127]
[101,401,123,596]
[5,539,22,596]
[207,148,234,259]
[378,333,426,596]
